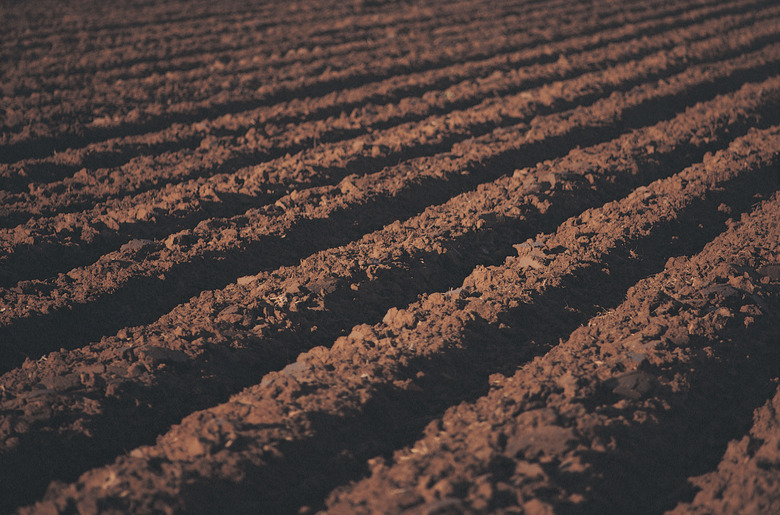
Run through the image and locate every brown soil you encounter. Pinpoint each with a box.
[1,0,779,513]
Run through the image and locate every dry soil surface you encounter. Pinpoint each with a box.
[1,0,779,513]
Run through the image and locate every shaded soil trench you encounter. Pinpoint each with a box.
[2,61,778,368]
[7,8,778,223]
[3,1,780,512]
[1,0,756,191]
[2,85,777,514]
[174,159,780,514]
[0,0,680,163]
[562,318,780,514]
[3,30,777,290]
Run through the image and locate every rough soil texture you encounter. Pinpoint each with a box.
[1,0,779,513]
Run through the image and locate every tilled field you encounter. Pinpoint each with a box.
[1,0,779,513]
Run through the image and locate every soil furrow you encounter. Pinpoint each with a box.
[2,3,772,223]
[3,44,777,362]
[0,79,776,512]
[2,34,778,296]
[668,384,780,514]
[0,0,730,163]
[10,0,727,114]
[0,0,756,193]
[20,124,779,515]
[0,0,733,195]
[3,1,777,511]
[0,0,440,65]
[0,0,533,114]
[324,190,780,515]
[0,0,602,161]
[0,1,432,61]
[0,0,539,90]
[0,0,654,213]
[0,0,613,190]
[0,0,484,67]
[0,1,278,45]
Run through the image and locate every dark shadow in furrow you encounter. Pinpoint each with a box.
[1,0,589,86]
[556,321,780,513]
[4,40,778,292]
[0,7,555,161]
[0,0,754,190]
[1,64,778,365]
[1,110,777,514]
[5,4,767,221]
[0,4,281,51]
[178,166,780,515]
[0,0,425,63]
[567,342,780,514]
[3,0,522,85]
[0,138,457,286]
[0,104,778,504]
[0,0,735,164]
[0,123,565,511]
[0,52,652,223]
[0,0,488,65]
[2,10,488,106]
[1,130,465,228]
[0,134,574,372]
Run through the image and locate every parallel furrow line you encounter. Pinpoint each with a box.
[0,78,776,512]
[0,0,604,147]
[0,0,729,163]
[0,0,531,85]
[0,1,273,44]
[0,0,414,57]
[0,0,586,147]
[0,0,514,97]
[0,0,730,191]
[2,29,777,291]
[20,124,780,515]
[669,382,780,514]
[324,188,780,515]
[4,5,771,225]
[0,0,496,55]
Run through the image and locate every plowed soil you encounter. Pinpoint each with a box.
[1,0,779,513]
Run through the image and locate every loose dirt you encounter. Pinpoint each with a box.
[1,0,779,513]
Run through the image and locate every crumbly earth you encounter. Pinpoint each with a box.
[1,0,779,513]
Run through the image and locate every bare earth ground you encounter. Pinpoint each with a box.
[0,0,779,512]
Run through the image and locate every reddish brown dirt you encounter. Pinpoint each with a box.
[1,0,779,513]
